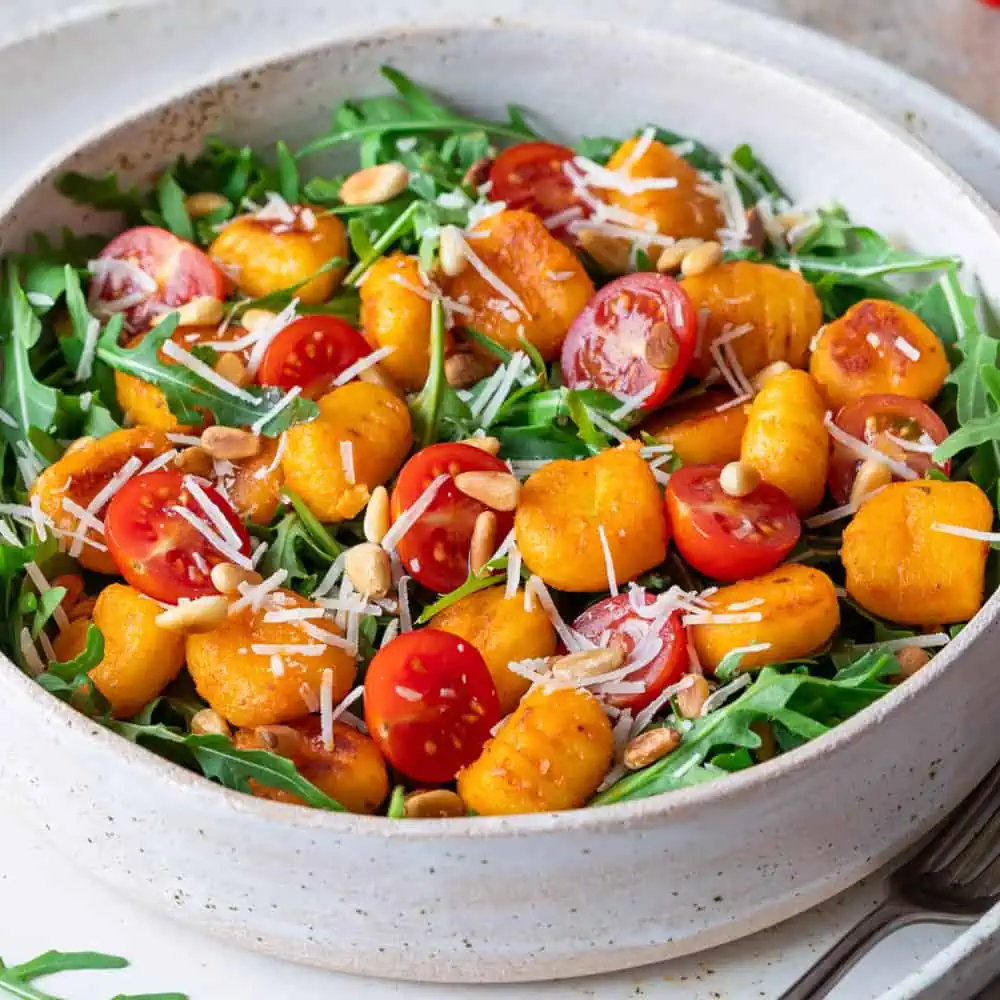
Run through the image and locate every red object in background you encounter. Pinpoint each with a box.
[979,0,1000,8]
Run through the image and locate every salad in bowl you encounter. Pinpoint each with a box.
[3,67,996,820]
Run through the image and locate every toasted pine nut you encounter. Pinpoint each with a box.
[849,458,893,506]
[460,435,501,456]
[676,675,711,719]
[240,308,277,333]
[551,646,626,682]
[156,595,230,633]
[462,156,493,189]
[894,646,931,680]
[363,486,391,545]
[184,191,230,218]
[200,426,261,462]
[655,238,702,273]
[751,721,777,762]
[214,352,250,388]
[64,436,95,458]
[444,351,494,389]
[404,788,467,819]
[744,207,767,253]
[680,240,723,277]
[453,470,520,512]
[191,708,232,738]
[255,724,303,757]
[470,511,498,576]
[719,461,761,498]
[357,362,402,395]
[211,561,263,596]
[438,224,467,278]
[340,162,410,206]
[344,543,392,598]
[750,360,791,392]
[624,727,681,770]
[645,321,680,370]
[175,446,214,478]
[151,295,223,328]
[577,229,631,275]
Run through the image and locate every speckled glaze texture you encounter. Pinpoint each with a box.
[2,0,1000,984]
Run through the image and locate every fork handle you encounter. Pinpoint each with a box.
[777,899,970,1000]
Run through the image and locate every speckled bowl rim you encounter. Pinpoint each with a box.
[3,7,1000,840]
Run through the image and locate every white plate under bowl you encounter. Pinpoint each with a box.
[2,0,1000,986]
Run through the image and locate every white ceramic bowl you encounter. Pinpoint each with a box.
[3,0,1000,984]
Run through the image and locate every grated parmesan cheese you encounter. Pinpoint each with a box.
[231,568,288,613]
[320,668,335,749]
[596,524,618,597]
[332,346,396,387]
[895,336,921,361]
[931,523,1000,544]
[823,413,917,481]
[19,627,46,675]
[161,340,260,403]
[250,386,302,435]
[340,440,356,484]
[381,474,450,553]
[24,561,69,630]
[699,672,752,716]
[398,576,412,633]
[251,643,327,657]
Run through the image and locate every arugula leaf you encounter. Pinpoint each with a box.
[727,143,788,203]
[387,784,407,818]
[344,201,421,285]
[154,169,194,242]
[45,624,104,681]
[55,171,145,218]
[275,140,300,204]
[281,488,342,561]
[415,559,508,624]
[409,299,449,448]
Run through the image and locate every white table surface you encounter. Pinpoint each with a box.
[1,2,999,998]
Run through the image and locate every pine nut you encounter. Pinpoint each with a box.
[894,646,931,679]
[460,436,501,456]
[577,229,631,275]
[453,470,520,512]
[750,360,791,392]
[751,721,776,762]
[462,156,493,189]
[624,727,681,770]
[200,426,261,461]
[184,191,230,218]
[255,724,303,757]
[240,308,277,333]
[156,595,230,633]
[339,162,410,206]
[404,788,467,819]
[191,708,232,738]
[64,436,95,458]
[151,295,223,328]
[849,458,893,506]
[214,352,250,388]
[438,224,467,278]
[211,562,263,596]
[656,238,703,274]
[676,675,711,719]
[357,362,402,395]
[344,542,392,598]
[444,351,494,389]
[469,510,497,576]
[175,446,213,478]
[680,240,723,277]
[645,321,680,370]
[719,461,761,498]
[551,646,626,682]
[744,207,767,253]
[363,486,391,545]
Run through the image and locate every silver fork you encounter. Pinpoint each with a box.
[779,762,1000,999]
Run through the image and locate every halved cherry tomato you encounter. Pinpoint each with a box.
[572,593,688,711]
[390,443,514,594]
[256,315,372,393]
[561,273,696,410]
[105,469,252,604]
[665,464,801,582]
[828,394,951,503]
[364,628,501,783]
[488,142,592,238]
[93,226,227,333]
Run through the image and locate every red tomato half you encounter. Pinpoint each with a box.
[488,142,592,238]
[93,226,227,333]
[561,273,697,410]
[665,464,801,582]
[256,315,372,393]
[105,469,252,604]
[572,593,688,711]
[364,628,501,783]
[828,394,951,503]
[390,443,514,594]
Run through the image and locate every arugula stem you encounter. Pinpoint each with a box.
[343,202,421,286]
[409,299,447,449]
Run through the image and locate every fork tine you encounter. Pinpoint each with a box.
[944,802,1000,886]
[914,763,1000,874]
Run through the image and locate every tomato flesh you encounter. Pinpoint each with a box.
[828,394,951,503]
[93,226,227,333]
[256,315,372,394]
[561,273,696,410]
[572,593,688,710]
[390,443,514,594]
[105,469,252,603]
[364,628,500,783]
[665,464,801,582]
[488,142,592,238]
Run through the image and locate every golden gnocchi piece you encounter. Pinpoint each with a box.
[186,589,356,728]
[430,585,558,714]
[209,207,348,304]
[31,428,171,574]
[443,209,594,360]
[221,437,285,525]
[842,480,992,625]
[642,390,750,466]
[457,686,613,815]
[281,381,412,522]
[515,445,669,592]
